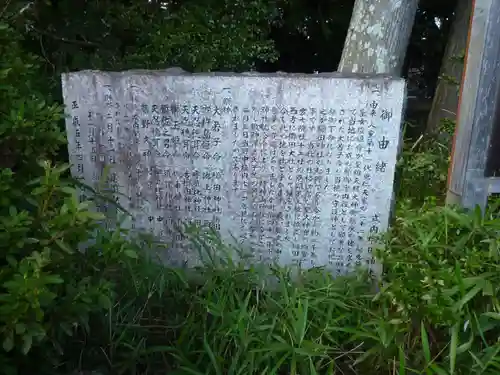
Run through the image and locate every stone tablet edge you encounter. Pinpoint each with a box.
[61,68,405,83]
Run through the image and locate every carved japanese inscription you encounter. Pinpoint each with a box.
[62,70,406,276]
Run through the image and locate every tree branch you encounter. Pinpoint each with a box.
[30,26,101,48]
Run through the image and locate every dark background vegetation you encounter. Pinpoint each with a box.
[7,0,458,132]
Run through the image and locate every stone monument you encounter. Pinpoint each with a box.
[61,69,406,276]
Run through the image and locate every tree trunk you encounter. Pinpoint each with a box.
[338,0,419,75]
[426,0,473,134]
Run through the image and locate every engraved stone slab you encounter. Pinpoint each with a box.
[62,70,406,276]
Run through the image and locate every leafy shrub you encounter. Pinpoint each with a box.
[0,163,151,375]
[12,0,281,76]
[0,23,142,375]
[0,23,65,171]
[1,164,107,365]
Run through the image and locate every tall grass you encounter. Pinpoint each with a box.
[51,128,500,375]
[68,230,377,375]
[60,198,500,375]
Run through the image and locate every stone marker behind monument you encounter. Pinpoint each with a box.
[61,69,406,276]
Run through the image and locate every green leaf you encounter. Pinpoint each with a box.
[60,322,74,337]
[6,256,17,267]
[176,367,205,375]
[453,285,482,312]
[2,333,14,352]
[399,346,406,375]
[15,323,26,334]
[55,239,73,254]
[60,186,76,196]
[22,334,33,355]
[124,249,138,259]
[203,337,222,375]
[54,164,71,175]
[308,358,319,375]
[482,312,500,320]
[98,294,112,309]
[450,324,459,375]
[483,280,494,296]
[469,350,484,370]
[31,186,46,196]
[429,364,448,375]
[60,203,69,215]
[421,322,431,364]
[456,333,473,355]
[8,205,17,216]
[44,275,64,284]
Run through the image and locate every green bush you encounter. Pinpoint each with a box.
[0,23,142,375]
[0,164,108,362]
[0,162,150,375]
[0,23,65,171]
[12,0,281,75]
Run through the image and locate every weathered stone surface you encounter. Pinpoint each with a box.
[62,70,406,276]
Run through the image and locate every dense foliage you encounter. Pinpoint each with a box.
[0,21,146,374]
[3,0,500,375]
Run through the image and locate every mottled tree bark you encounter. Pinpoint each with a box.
[426,0,473,134]
[338,0,419,75]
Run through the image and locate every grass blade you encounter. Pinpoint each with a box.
[421,322,431,363]
[453,285,482,312]
[399,346,406,375]
[429,364,448,375]
[203,336,222,375]
[450,324,459,375]
[421,321,432,375]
